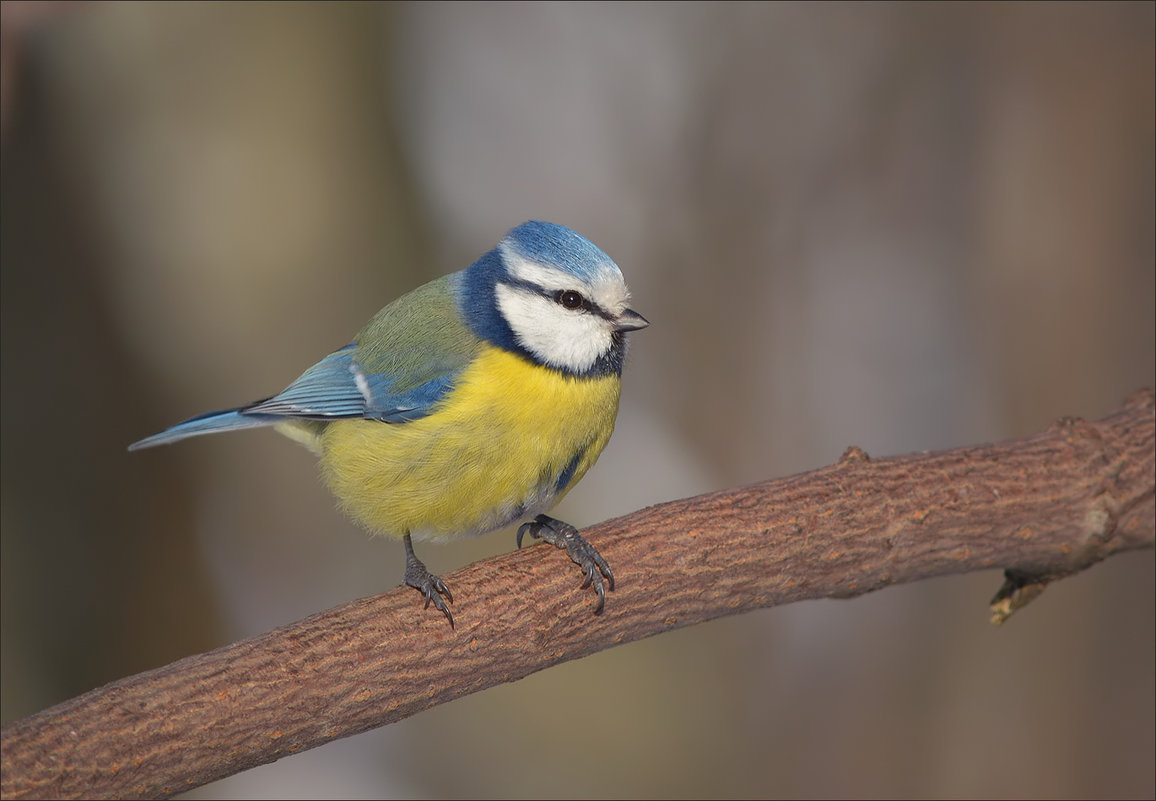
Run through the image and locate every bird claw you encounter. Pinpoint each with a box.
[404,546,454,628]
[517,514,615,614]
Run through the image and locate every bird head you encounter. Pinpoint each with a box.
[461,221,648,377]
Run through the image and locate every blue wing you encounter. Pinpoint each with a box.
[243,344,462,423]
[130,273,480,450]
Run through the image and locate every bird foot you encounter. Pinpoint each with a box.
[517,514,615,614]
[404,538,454,628]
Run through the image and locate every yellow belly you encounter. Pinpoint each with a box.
[311,345,622,541]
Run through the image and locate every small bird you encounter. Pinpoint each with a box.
[130,221,648,627]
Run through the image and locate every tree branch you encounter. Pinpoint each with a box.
[3,389,1153,800]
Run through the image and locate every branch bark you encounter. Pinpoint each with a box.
[3,389,1153,800]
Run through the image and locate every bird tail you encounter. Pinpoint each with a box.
[128,407,282,451]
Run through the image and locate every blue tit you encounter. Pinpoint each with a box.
[130,221,648,627]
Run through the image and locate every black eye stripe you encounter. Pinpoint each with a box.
[500,278,616,322]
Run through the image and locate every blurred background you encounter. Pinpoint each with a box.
[2,2,1153,798]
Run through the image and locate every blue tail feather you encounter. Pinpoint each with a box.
[128,408,282,451]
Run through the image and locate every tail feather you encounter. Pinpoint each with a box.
[128,408,282,451]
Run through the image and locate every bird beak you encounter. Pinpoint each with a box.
[615,308,650,332]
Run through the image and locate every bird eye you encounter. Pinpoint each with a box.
[556,290,585,310]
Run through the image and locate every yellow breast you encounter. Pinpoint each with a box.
[313,345,622,541]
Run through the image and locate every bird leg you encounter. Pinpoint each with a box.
[403,533,454,628]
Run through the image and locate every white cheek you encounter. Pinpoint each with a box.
[495,285,612,373]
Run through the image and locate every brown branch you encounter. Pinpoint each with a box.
[3,389,1153,800]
